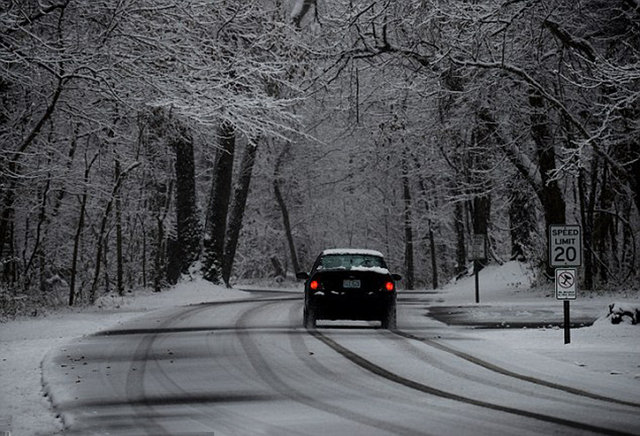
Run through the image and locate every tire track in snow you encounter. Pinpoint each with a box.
[309,329,638,436]
[99,297,293,435]
[123,303,219,435]
[390,329,640,409]
[236,300,431,436]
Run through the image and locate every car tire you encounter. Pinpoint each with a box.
[381,303,396,330]
[303,305,316,329]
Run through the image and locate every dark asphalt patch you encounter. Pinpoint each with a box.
[427,305,596,329]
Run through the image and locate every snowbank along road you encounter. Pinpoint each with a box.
[42,292,640,436]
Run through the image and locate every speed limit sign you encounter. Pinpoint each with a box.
[549,225,582,268]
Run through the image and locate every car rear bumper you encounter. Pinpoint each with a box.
[307,292,395,321]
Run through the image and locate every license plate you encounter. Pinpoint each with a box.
[343,279,361,289]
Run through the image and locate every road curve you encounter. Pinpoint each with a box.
[42,295,640,436]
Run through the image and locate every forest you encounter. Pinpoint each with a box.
[1,0,639,316]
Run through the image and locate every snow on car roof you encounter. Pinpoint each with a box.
[351,266,390,274]
[321,248,385,257]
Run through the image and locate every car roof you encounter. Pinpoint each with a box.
[320,248,384,257]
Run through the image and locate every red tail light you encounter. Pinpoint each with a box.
[310,280,319,290]
[385,281,394,291]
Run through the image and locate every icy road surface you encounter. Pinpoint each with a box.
[42,293,640,436]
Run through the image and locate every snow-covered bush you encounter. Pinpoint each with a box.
[604,303,640,325]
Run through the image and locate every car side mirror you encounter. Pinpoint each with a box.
[296,272,310,280]
[391,274,402,281]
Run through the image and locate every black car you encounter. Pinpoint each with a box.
[297,249,401,329]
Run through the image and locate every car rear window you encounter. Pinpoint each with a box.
[318,254,386,270]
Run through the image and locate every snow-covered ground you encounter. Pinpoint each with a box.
[0,279,255,436]
[428,261,640,387]
[1,262,639,436]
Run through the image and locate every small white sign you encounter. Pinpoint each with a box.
[555,268,577,300]
[469,234,486,260]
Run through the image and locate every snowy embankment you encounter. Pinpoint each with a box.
[0,279,254,436]
[1,262,639,436]
[431,261,640,383]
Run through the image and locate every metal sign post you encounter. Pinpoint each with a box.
[555,268,577,344]
[549,225,582,345]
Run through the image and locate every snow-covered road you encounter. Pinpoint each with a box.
[41,291,640,436]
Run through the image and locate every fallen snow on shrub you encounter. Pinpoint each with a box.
[598,302,640,325]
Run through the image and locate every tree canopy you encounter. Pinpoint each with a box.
[1,0,638,315]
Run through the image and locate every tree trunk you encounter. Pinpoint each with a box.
[89,211,109,303]
[454,201,466,275]
[154,216,165,293]
[3,221,16,285]
[508,177,535,262]
[0,189,15,280]
[141,217,147,289]
[273,143,300,276]
[578,166,594,290]
[103,239,110,294]
[414,160,439,289]
[115,158,125,296]
[35,173,49,295]
[69,191,87,306]
[472,195,490,268]
[0,77,64,263]
[593,161,615,283]
[51,131,78,219]
[476,109,541,264]
[630,144,640,216]
[69,153,98,306]
[428,221,438,289]
[155,178,174,292]
[274,181,299,276]
[401,155,415,290]
[25,174,51,289]
[471,109,496,268]
[222,142,258,286]
[203,121,236,283]
[172,126,201,276]
[89,162,140,303]
[270,256,285,279]
[529,89,566,275]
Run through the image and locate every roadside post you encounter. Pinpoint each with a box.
[549,225,582,344]
[469,234,486,304]
[0,415,11,436]
[555,268,577,343]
